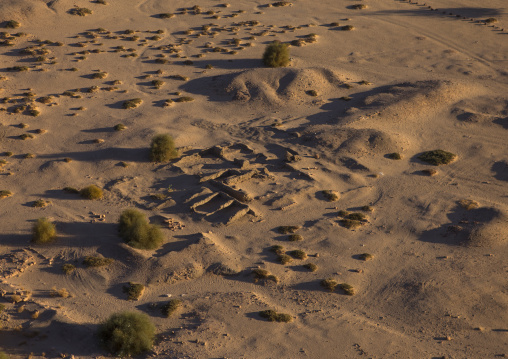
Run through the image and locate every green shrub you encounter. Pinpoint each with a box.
[98,311,155,356]
[114,123,126,131]
[123,283,145,301]
[278,254,292,264]
[149,134,177,162]
[32,218,56,244]
[161,299,182,317]
[122,98,142,109]
[418,150,457,166]
[278,225,300,234]
[118,209,164,249]
[0,190,12,199]
[320,278,338,292]
[69,7,93,16]
[321,190,340,202]
[303,263,318,272]
[289,250,307,260]
[62,263,76,274]
[83,256,114,267]
[339,283,355,296]
[262,41,290,68]
[5,20,20,29]
[80,185,103,200]
[259,310,292,322]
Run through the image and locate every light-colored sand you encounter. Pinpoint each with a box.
[0,0,507,358]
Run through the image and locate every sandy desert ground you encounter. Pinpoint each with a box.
[0,0,507,358]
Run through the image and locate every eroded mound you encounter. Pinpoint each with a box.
[451,96,508,126]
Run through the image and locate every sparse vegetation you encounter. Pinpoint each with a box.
[118,209,164,250]
[80,185,103,200]
[5,20,21,29]
[339,283,355,296]
[458,199,479,210]
[0,190,12,199]
[123,98,142,109]
[123,283,145,301]
[387,152,402,160]
[50,287,70,298]
[259,310,292,322]
[149,134,178,162]
[278,225,300,234]
[303,263,318,272]
[320,278,338,292]
[32,218,56,244]
[114,123,126,131]
[263,41,290,68]
[62,263,76,274]
[288,234,303,241]
[289,250,307,260]
[69,7,93,16]
[418,150,457,166]
[83,256,114,267]
[322,190,340,202]
[252,268,278,283]
[161,299,182,317]
[98,311,155,356]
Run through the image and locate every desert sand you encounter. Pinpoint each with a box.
[0,0,507,358]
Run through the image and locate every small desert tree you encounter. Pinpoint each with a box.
[262,41,290,68]
[118,209,164,249]
[32,218,56,244]
[98,311,155,356]
[149,134,177,162]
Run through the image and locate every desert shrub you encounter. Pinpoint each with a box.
[422,168,438,176]
[50,287,70,298]
[151,80,165,89]
[118,209,164,250]
[418,150,456,166]
[307,90,318,96]
[387,152,402,160]
[262,41,290,68]
[83,256,114,267]
[303,263,318,272]
[69,7,93,16]
[337,210,349,217]
[339,219,362,229]
[259,310,292,322]
[122,98,142,109]
[62,263,76,274]
[113,123,126,131]
[350,4,367,9]
[161,299,182,317]
[32,199,49,208]
[342,25,354,31]
[91,72,108,79]
[348,213,366,221]
[5,20,20,29]
[288,234,303,241]
[270,245,285,255]
[322,190,340,202]
[98,311,155,356]
[149,134,177,162]
[123,283,145,301]
[80,185,103,200]
[32,218,56,244]
[458,199,479,210]
[174,96,194,102]
[289,250,307,260]
[278,225,300,234]
[361,205,373,212]
[484,18,498,24]
[159,13,175,19]
[252,269,278,283]
[0,190,12,199]
[278,254,292,264]
[320,278,338,292]
[339,283,355,296]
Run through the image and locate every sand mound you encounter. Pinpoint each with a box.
[184,67,345,105]
[301,125,401,158]
[445,207,508,247]
[451,96,508,125]
[0,0,54,22]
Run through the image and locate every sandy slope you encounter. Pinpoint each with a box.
[0,0,507,358]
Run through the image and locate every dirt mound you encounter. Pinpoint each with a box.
[451,96,508,125]
[184,67,346,105]
[301,125,401,157]
[0,0,54,22]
